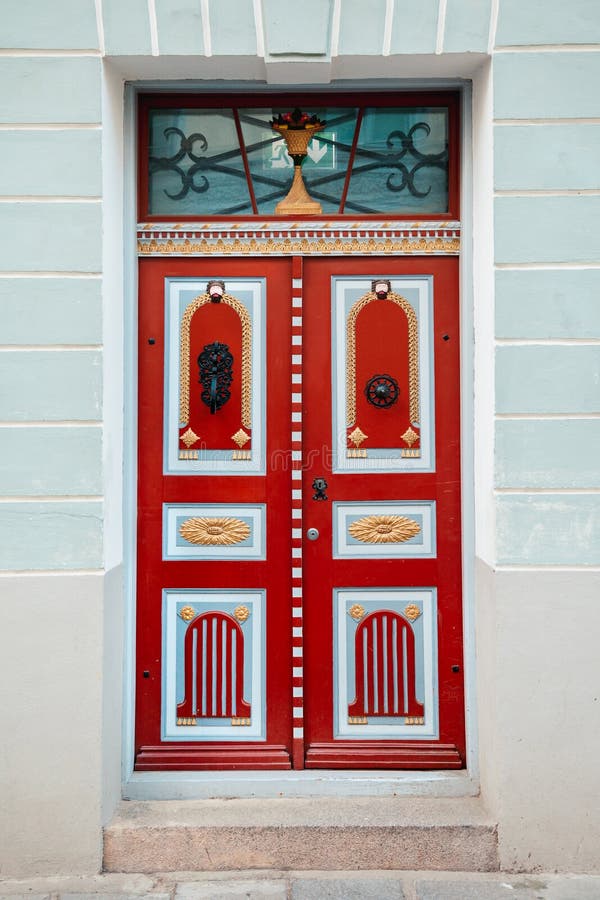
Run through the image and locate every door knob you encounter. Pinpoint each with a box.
[306,528,319,541]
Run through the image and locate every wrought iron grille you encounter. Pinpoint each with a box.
[146,104,450,217]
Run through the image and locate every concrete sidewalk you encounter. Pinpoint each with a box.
[1,871,600,899]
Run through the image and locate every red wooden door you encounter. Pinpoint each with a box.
[134,254,464,770]
[135,257,294,769]
[301,257,465,768]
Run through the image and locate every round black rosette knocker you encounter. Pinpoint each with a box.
[365,374,399,409]
[198,341,233,414]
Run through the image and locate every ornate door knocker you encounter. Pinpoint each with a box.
[365,374,399,409]
[198,341,233,414]
[312,477,328,501]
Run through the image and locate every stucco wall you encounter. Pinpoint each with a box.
[0,0,598,877]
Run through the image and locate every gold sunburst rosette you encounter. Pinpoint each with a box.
[348,514,421,544]
[179,516,251,546]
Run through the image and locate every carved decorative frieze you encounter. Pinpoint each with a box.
[137,220,460,257]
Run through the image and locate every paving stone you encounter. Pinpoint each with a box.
[0,896,51,900]
[61,895,171,900]
[416,879,545,899]
[291,877,404,899]
[175,881,286,899]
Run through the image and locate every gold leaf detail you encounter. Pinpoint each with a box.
[346,290,419,428]
[179,517,251,546]
[349,515,421,544]
[404,604,421,622]
[179,605,196,622]
[348,426,368,448]
[231,428,250,449]
[348,604,366,621]
[181,428,199,448]
[234,605,250,622]
[401,427,419,447]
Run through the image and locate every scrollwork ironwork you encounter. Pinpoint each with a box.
[198,341,233,414]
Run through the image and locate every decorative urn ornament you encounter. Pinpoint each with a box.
[270,108,326,215]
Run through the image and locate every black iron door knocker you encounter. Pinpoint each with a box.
[198,341,233,414]
[312,477,328,501]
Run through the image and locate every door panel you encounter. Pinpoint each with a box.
[134,254,465,771]
[302,257,464,768]
[135,257,293,769]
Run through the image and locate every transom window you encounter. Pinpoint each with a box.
[139,92,459,220]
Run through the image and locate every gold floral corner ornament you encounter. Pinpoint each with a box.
[179,517,251,546]
[233,605,250,622]
[181,427,200,448]
[231,428,251,460]
[348,515,421,545]
[347,425,368,458]
[348,604,366,621]
[179,605,196,622]
[401,427,419,447]
[404,604,421,622]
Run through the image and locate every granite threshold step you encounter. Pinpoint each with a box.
[103,796,498,873]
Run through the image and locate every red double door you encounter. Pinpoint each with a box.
[135,255,464,770]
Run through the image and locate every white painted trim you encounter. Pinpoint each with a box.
[435,0,447,55]
[0,420,103,426]
[0,568,104,576]
[495,565,600,572]
[121,79,479,798]
[495,118,600,126]
[0,49,101,56]
[382,0,394,57]
[495,488,600,495]
[0,344,102,350]
[330,0,342,57]
[487,0,500,54]
[495,338,600,346]
[494,189,600,197]
[94,0,106,55]
[147,0,159,56]
[0,124,102,130]
[496,413,600,420]
[0,495,103,502]
[253,0,265,57]
[200,0,212,57]
[494,44,600,52]
[496,262,600,270]
[0,271,102,277]
[0,196,102,202]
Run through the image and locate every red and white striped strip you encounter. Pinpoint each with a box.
[290,257,304,769]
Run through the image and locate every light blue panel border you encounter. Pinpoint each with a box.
[494,53,600,120]
[0,426,102,496]
[162,589,265,741]
[495,196,600,265]
[0,130,102,197]
[163,277,266,475]
[0,278,102,345]
[495,419,600,490]
[332,276,435,473]
[390,0,438,53]
[333,501,437,559]
[0,501,103,570]
[155,0,204,55]
[495,269,600,340]
[496,346,600,414]
[103,0,152,54]
[338,0,387,55]
[0,58,101,124]
[494,124,600,192]
[163,503,266,560]
[210,0,257,55]
[0,203,102,273]
[497,494,600,566]
[334,588,438,740]
[0,350,102,421]
[495,0,600,46]
[444,0,491,53]
[0,0,99,49]
[262,0,332,55]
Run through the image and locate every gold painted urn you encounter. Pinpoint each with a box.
[271,108,326,215]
